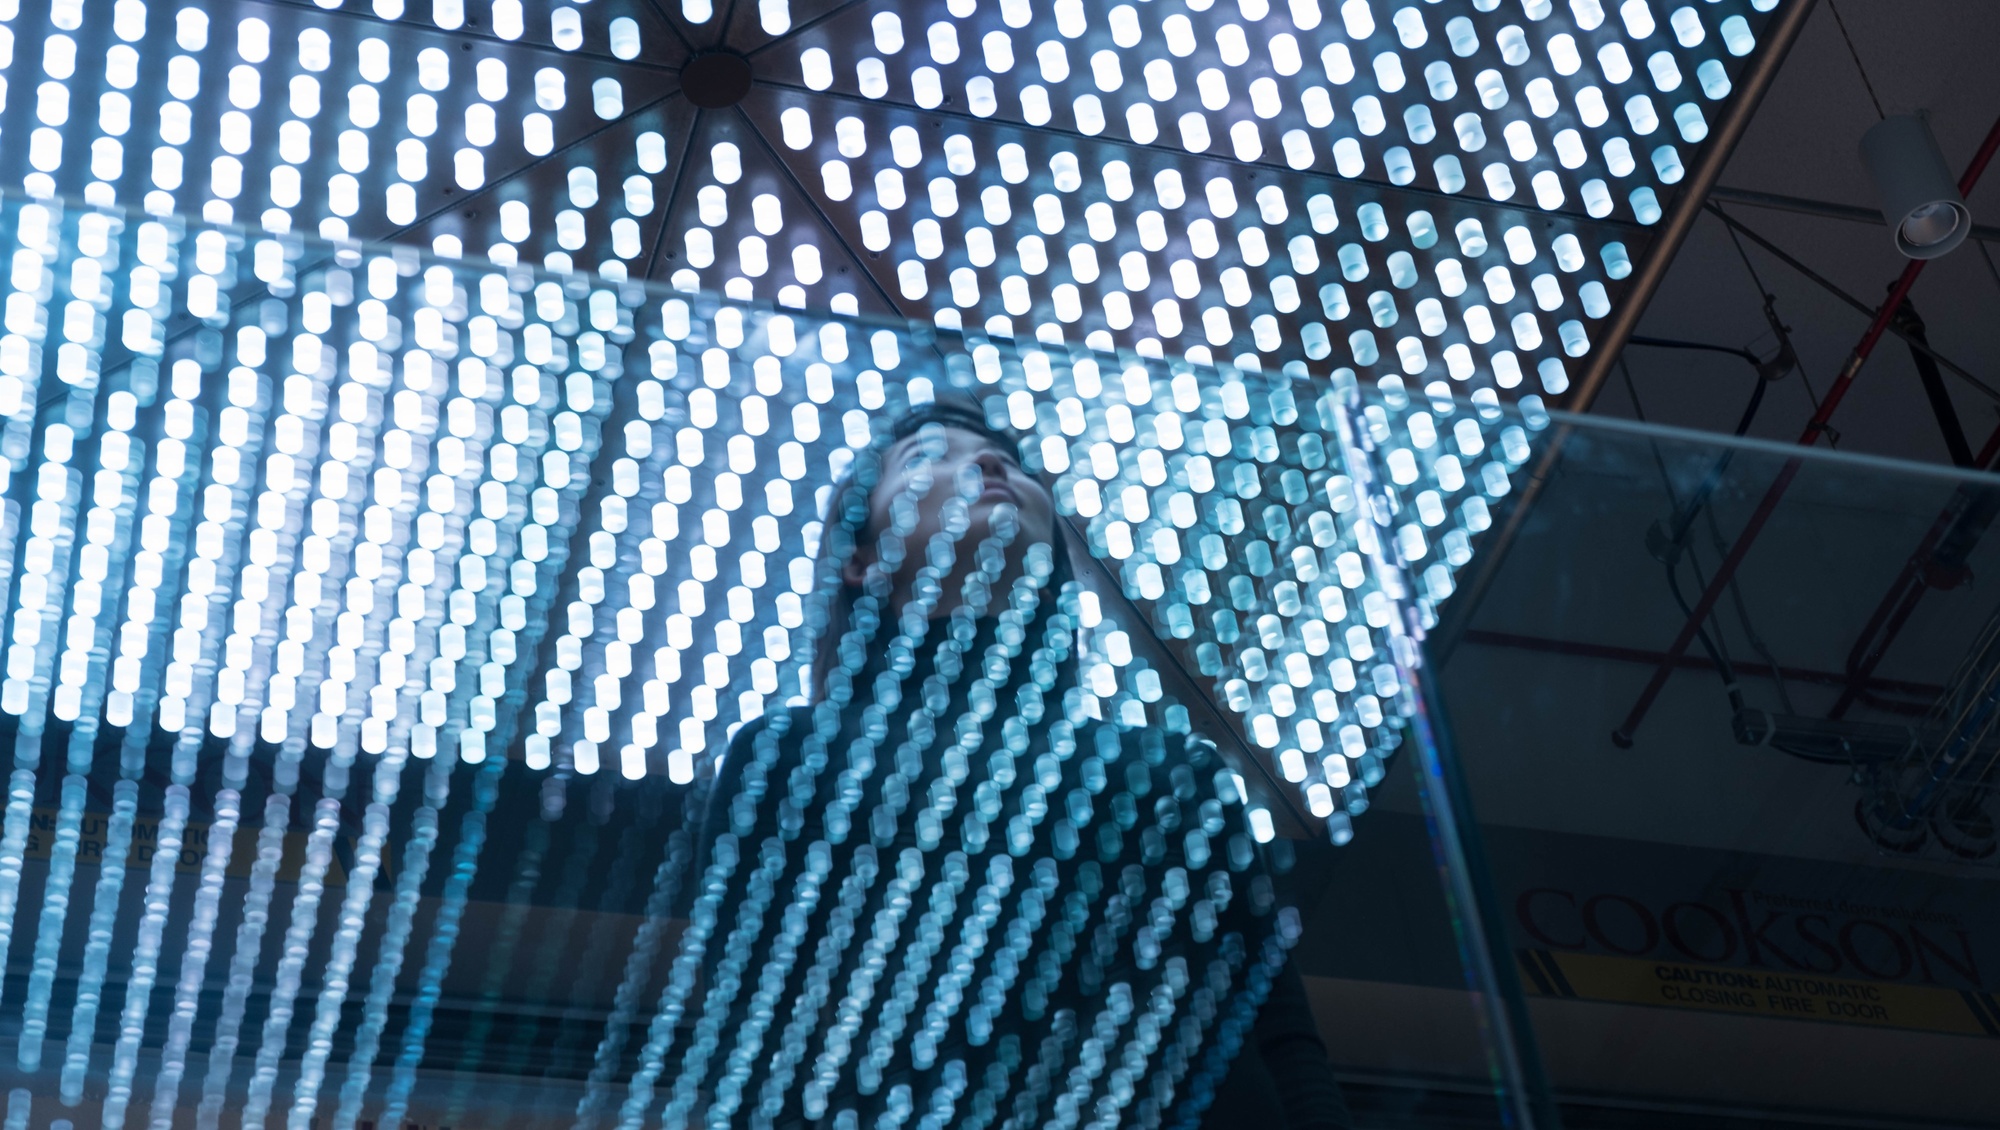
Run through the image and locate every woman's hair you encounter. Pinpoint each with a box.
[807,399,1073,701]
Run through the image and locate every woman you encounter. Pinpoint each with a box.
[685,401,1349,1129]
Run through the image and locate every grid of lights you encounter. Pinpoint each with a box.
[0,0,1789,395]
[664,0,1779,393]
[0,0,681,269]
[731,0,1778,391]
[0,183,1541,1123]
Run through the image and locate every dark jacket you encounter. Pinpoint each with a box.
[684,606,1347,1128]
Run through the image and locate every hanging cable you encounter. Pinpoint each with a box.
[1623,356,1830,753]
[1717,211,1824,414]
[1703,503,1798,715]
[1620,358,1749,718]
[1720,205,1775,295]
[1706,203,2000,406]
[1828,0,1888,121]
[1625,336,1774,558]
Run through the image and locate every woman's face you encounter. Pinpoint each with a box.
[845,425,1057,606]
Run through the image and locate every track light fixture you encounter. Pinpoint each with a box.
[1861,113,1971,259]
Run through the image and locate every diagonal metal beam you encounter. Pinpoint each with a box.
[1431,0,1822,667]
[1567,0,1822,412]
[716,0,746,48]
[387,93,684,246]
[80,92,686,388]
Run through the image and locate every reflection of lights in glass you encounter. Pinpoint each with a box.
[0,192,1551,848]
[0,190,1553,1123]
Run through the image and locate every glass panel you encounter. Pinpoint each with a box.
[0,196,1513,1127]
[1437,403,2000,1124]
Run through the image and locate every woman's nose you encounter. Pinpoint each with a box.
[972,450,1008,480]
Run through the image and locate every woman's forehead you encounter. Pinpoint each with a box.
[886,423,1010,460]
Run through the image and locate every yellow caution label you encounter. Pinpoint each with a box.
[22,805,348,885]
[1519,949,2000,1037]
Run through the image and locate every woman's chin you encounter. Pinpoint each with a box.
[967,501,1053,545]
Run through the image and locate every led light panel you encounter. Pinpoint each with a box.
[0,0,1790,396]
[0,0,1794,1121]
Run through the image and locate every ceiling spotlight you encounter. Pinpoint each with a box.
[1861,113,1971,259]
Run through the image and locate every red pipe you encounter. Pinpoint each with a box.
[1461,629,1944,698]
[1612,113,2000,746]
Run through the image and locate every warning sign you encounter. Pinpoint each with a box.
[1519,949,2000,1038]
